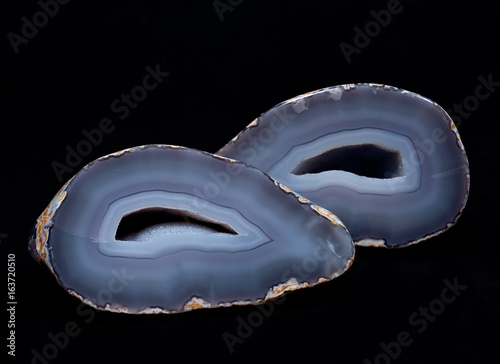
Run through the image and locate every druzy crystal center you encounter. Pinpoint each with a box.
[291,143,403,179]
[115,207,239,242]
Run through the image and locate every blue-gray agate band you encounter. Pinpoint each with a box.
[217,84,470,248]
[29,145,354,313]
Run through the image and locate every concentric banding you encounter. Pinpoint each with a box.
[29,145,354,313]
[217,84,470,248]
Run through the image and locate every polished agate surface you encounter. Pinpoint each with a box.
[29,145,354,313]
[217,84,470,248]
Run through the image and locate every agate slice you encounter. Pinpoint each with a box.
[29,145,354,313]
[217,84,470,248]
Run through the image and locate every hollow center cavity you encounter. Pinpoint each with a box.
[115,207,238,242]
[291,144,402,179]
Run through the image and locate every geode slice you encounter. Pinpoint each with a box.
[29,145,354,313]
[217,84,470,248]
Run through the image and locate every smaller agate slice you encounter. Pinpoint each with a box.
[217,84,470,248]
[29,145,354,314]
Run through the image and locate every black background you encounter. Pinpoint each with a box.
[2,1,499,363]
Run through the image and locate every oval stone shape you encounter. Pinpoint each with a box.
[29,145,354,313]
[217,84,470,248]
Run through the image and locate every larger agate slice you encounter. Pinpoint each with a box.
[29,145,354,314]
[217,84,470,248]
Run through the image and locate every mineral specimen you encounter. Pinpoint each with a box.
[217,84,470,247]
[29,145,354,313]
